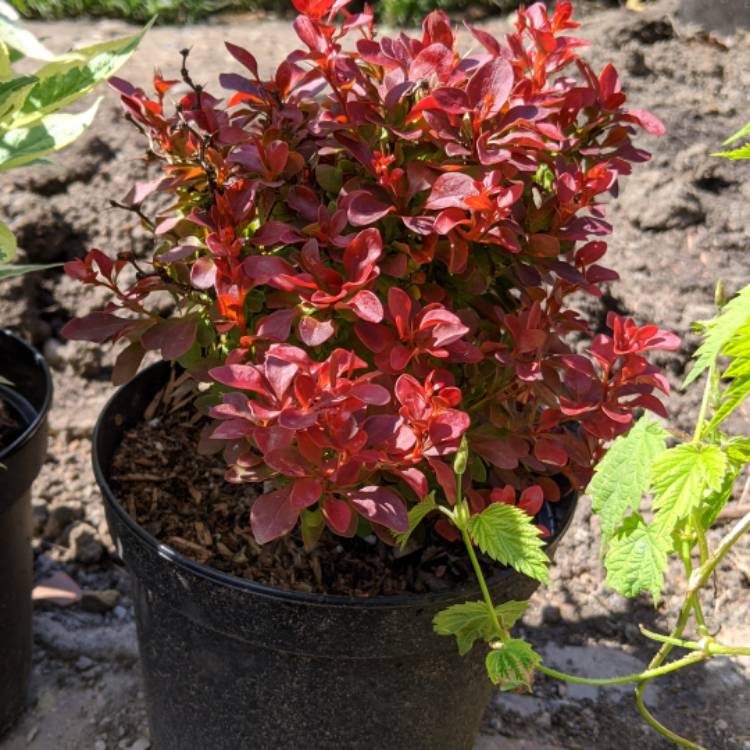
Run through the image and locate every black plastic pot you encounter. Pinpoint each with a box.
[94,362,576,750]
[0,330,52,736]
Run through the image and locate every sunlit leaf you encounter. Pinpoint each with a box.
[0,96,100,171]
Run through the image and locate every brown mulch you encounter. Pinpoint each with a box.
[109,404,484,597]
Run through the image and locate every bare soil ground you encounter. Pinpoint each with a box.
[1,2,750,748]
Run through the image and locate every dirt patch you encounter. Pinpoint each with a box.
[1,2,750,749]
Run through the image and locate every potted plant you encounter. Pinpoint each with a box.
[0,1,144,733]
[62,2,677,747]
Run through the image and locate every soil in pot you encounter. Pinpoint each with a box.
[109,389,571,598]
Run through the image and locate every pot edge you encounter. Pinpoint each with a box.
[0,329,53,463]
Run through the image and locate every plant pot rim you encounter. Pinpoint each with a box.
[0,328,53,463]
[93,362,577,610]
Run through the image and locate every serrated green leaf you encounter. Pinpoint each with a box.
[0,218,16,263]
[589,416,668,542]
[434,600,529,656]
[485,638,540,692]
[707,375,750,431]
[494,600,529,629]
[393,492,436,548]
[0,96,100,170]
[0,13,55,61]
[724,436,750,469]
[651,444,728,533]
[0,261,60,280]
[684,284,750,387]
[434,601,495,656]
[12,23,149,128]
[700,471,739,531]
[468,503,549,583]
[604,513,669,604]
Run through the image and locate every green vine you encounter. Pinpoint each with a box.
[435,280,750,748]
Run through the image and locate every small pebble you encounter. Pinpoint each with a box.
[75,656,95,672]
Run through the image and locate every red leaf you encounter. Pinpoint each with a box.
[250,487,300,544]
[392,467,428,499]
[112,342,145,386]
[425,173,477,210]
[190,256,217,289]
[534,438,568,466]
[348,486,408,533]
[211,418,254,440]
[623,108,666,136]
[322,496,353,534]
[225,42,259,78]
[426,456,456,505]
[290,478,324,509]
[298,316,335,346]
[467,58,514,117]
[347,289,384,323]
[256,308,297,342]
[349,382,391,406]
[62,312,131,343]
[264,447,308,477]
[252,221,305,246]
[141,317,197,360]
[409,43,452,82]
[210,364,265,393]
[347,191,394,227]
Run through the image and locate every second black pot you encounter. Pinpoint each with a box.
[95,363,576,750]
[0,329,52,736]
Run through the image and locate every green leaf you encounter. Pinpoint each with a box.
[707,375,750,431]
[468,503,549,583]
[434,601,496,656]
[0,73,36,123]
[713,144,750,160]
[0,96,100,171]
[494,600,529,630]
[651,444,727,533]
[684,283,750,387]
[723,119,750,146]
[588,416,668,542]
[724,436,750,469]
[0,13,55,61]
[485,638,540,692]
[434,599,529,656]
[604,513,669,604]
[0,261,60,280]
[12,23,149,127]
[0,218,16,262]
[393,492,436,548]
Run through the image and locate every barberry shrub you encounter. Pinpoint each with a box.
[64,1,676,553]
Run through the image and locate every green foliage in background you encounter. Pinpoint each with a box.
[10,0,519,26]
[10,0,286,24]
[379,0,514,26]
[0,0,144,274]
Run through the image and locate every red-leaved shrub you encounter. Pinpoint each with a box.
[64,0,678,547]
